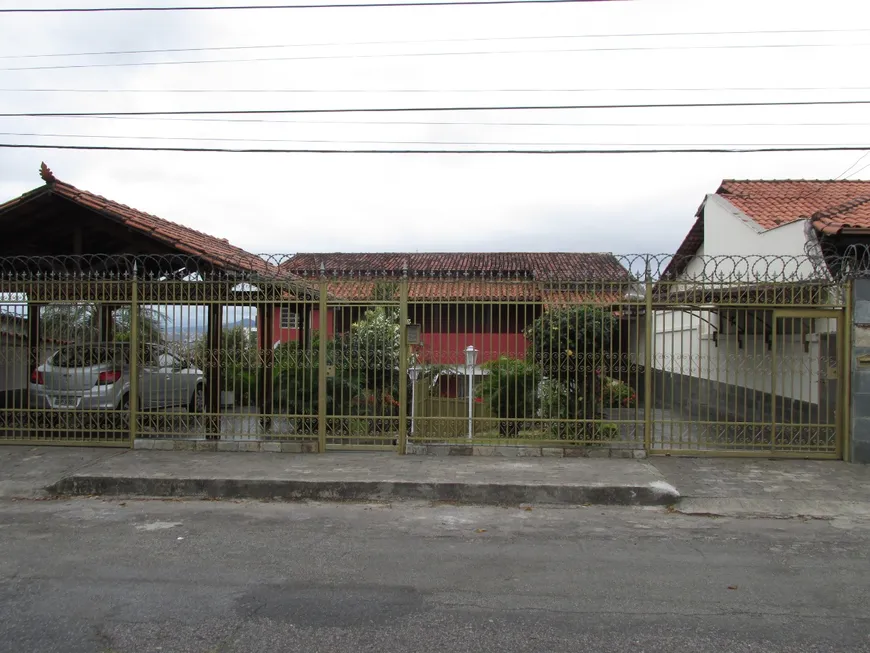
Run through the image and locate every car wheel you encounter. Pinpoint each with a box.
[188,385,205,414]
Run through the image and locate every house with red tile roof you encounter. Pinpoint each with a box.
[0,164,273,274]
[277,253,632,397]
[664,179,870,280]
[650,180,857,448]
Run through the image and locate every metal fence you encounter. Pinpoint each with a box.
[0,252,852,457]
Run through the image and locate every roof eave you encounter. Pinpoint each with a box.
[0,184,52,217]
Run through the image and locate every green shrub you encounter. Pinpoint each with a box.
[600,378,637,408]
[477,357,541,438]
[525,305,620,426]
[594,422,620,441]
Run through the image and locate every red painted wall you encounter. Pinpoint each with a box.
[414,332,527,366]
[268,308,334,348]
[268,306,528,363]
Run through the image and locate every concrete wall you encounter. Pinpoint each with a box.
[0,339,53,408]
[649,310,821,405]
[851,279,870,463]
[0,342,30,393]
[649,367,821,427]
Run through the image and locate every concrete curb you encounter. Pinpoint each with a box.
[48,475,680,506]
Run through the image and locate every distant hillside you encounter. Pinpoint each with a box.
[225,318,257,330]
[167,318,257,340]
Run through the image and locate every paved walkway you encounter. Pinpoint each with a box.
[0,446,678,506]
[650,457,870,518]
[2,445,870,516]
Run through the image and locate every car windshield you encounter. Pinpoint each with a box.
[52,345,128,368]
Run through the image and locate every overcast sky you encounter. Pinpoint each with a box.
[0,0,869,256]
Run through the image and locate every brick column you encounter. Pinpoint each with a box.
[851,278,870,462]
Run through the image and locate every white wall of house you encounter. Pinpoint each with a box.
[680,195,818,283]
[649,195,825,406]
[647,310,819,403]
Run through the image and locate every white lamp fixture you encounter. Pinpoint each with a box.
[464,346,478,440]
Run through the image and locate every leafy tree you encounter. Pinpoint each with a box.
[333,306,402,431]
[477,357,541,437]
[271,337,371,434]
[40,303,168,344]
[525,305,619,437]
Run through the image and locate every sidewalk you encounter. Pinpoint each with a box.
[0,446,679,506]
[651,457,870,519]
[2,445,870,515]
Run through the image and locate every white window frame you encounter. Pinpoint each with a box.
[280,307,300,329]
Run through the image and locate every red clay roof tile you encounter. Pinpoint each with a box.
[664,179,870,279]
[717,179,870,232]
[0,167,273,274]
[282,252,629,282]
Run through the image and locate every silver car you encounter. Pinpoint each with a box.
[30,343,205,413]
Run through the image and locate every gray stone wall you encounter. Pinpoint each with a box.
[851,279,870,463]
[649,369,819,428]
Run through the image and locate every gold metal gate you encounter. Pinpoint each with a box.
[0,253,851,458]
[647,306,844,458]
[323,294,403,451]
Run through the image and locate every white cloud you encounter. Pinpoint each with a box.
[0,0,868,254]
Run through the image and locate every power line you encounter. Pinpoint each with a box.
[4,27,869,60]
[4,85,870,94]
[49,115,870,127]
[0,0,622,13]
[3,130,864,147]
[3,41,866,71]
[835,152,870,180]
[3,142,870,154]
[847,159,870,179]
[6,98,870,118]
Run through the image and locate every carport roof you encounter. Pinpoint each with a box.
[0,163,272,274]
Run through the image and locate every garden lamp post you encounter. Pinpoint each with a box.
[408,366,420,436]
[464,345,478,440]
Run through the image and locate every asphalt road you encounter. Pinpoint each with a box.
[0,499,868,653]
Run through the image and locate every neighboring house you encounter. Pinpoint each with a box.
[279,253,631,398]
[650,179,870,438]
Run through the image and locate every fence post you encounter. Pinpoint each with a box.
[26,299,41,438]
[843,278,853,462]
[397,275,409,455]
[128,265,139,447]
[258,302,275,433]
[643,261,653,454]
[317,276,328,453]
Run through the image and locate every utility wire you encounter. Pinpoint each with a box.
[49,115,870,127]
[791,149,870,200]
[834,151,870,180]
[3,143,870,154]
[0,0,623,13]
[3,41,867,71]
[4,85,870,94]
[2,130,863,147]
[5,99,870,118]
[847,159,870,179]
[4,27,869,59]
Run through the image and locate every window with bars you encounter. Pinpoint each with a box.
[280,307,300,329]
